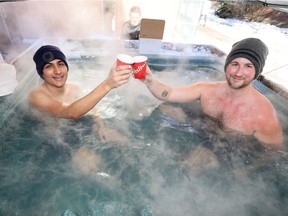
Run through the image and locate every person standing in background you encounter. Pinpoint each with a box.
[121,6,142,40]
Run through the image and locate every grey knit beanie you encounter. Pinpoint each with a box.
[224,38,268,79]
[33,45,69,79]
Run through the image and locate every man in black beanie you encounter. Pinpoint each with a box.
[29,45,135,176]
[33,45,69,79]
[29,45,132,142]
[141,37,283,150]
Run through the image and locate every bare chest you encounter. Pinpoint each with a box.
[201,97,256,135]
[49,84,80,104]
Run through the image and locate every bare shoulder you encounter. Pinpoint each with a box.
[28,85,53,107]
[253,89,283,147]
[197,81,226,95]
[200,81,225,89]
[29,84,48,101]
[253,89,279,119]
[188,81,224,90]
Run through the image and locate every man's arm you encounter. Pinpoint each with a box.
[29,64,132,119]
[254,107,283,150]
[143,66,204,103]
[255,122,283,150]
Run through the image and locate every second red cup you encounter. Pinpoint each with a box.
[132,56,148,79]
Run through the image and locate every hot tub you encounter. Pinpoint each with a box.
[1,39,287,216]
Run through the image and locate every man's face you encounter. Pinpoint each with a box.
[130,12,141,26]
[225,57,256,89]
[42,59,68,88]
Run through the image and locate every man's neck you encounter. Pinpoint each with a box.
[43,82,66,97]
[225,83,254,100]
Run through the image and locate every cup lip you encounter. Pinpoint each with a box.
[117,54,134,64]
[133,55,147,63]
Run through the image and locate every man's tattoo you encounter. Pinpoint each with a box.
[161,90,168,97]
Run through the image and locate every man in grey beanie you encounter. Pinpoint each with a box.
[224,37,269,80]
[142,37,283,150]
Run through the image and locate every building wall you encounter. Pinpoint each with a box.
[0,0,205,42]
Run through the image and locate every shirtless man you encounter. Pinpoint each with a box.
[142,38,283,150]
[29,45,132,175]
[29,45,131,120]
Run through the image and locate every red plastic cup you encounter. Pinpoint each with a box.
[132,56,148,79]
[117,54,134,66]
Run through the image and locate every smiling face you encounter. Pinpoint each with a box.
[225,57,256,89]
[42,59,68,88]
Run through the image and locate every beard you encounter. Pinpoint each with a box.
[226,74,251,89]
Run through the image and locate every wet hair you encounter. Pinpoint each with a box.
[33,45,69,79]
[224,38,269,79]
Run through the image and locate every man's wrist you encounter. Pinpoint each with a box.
[144,76,153,87]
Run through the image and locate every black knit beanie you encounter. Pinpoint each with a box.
[224,38,268,79]
[33,45,69,79]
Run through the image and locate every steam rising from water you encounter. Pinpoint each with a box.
[1,0,287,214]
[1,42,288,215]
